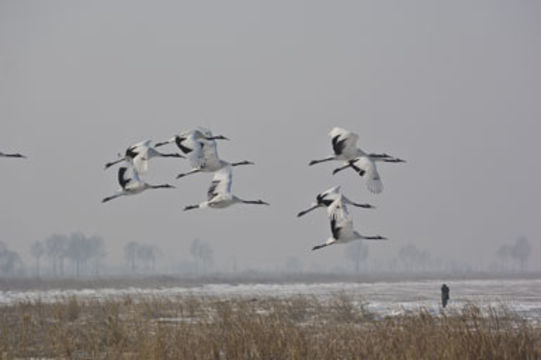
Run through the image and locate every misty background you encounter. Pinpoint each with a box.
[1,0,540,277]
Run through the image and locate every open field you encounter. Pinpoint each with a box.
[1,293,540,359]
[2,276,541,323]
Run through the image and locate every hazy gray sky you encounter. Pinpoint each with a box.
[1,0,540,271]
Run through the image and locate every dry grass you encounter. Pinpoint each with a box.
[0,294,539,359]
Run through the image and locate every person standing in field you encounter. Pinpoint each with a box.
[441,284,450,308]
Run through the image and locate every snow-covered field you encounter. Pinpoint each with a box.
[2,278,540,323]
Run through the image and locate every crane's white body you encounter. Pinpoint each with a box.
[106,139,182,174]
[184,166,268,210]
[156,127,219,159]
[297,185,373,217]
[102,166,174,203]
[309,127,404,194]
[175,130,253,179]
[328,127,367,160]
[348,157,383,194]
[155,127,252,178]
[185,137,229,173]
[312,198,386,250]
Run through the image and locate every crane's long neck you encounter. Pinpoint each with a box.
[154,137,175,147]
[149,184,174,190]
[312,238,336,251]
[369,153,406,163]
[312,243,330,251]
[176,168,201,179]
[355,232,386,240]
[297,203,320,217]
[105,158,125,169]
[157,151,184,158]
[343,197,374,209]
[237,197,269,205]
[185,202,209,211]
[309,156,335,166]
[241,200,267,205]
[231,160,254,167]
[2,153,25,158]
[102,193,124,203]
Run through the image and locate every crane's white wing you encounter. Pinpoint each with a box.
[321,185,341,198]
[328,198,354,239]
[199,138,222,169]
[175,134,205,168]
[132,153,149,174]
[329,127,361,158]
[185,127,213,141]
[207,166,233,201]
[118,166,143,190]
[129,165,143,183]
[128,141,153,174]
[132,139,152,148]
[326,197,351,220]
[353,157,383,194]
[195,126,213,138]
[317,186,342,207]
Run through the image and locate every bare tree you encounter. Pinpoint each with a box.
[137,244,160,272]
[0,241,24,276]
[124,241,140,272]
[88,236,107,275]
[496,237,532,272]
[29,240,45,277]
[512,237,531,272]
[45,234,68,277]
[66,232,87,277]
[285,256,302,273]
[496,244,513,271]
[345,242,369,273]
[397,244,431,272]
[190,239,213,274]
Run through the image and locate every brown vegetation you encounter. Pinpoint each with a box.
[0,294,539,359]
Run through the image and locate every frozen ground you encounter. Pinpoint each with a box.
[1,278,540,323]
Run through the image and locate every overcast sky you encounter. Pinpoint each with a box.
[1,0,540,272]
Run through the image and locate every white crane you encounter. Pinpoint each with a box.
[309,127,405,194]
[309,127,403,165]
[175,137,254,179]
[331,154,405,194]
[0,151,26,159]
[154,127,228,157]
[102,166,175,203]
[184,166,269,210]
[155,127,253,178]
[297,185,374,217]
[105,140,184,174]
[312,198,387,251]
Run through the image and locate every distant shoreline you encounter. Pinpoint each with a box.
[2,271,540,291]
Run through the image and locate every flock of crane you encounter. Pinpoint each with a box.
[2,126,404,252]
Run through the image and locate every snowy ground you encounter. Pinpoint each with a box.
[1,278,540,324]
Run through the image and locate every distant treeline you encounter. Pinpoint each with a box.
[0,236,534,277]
